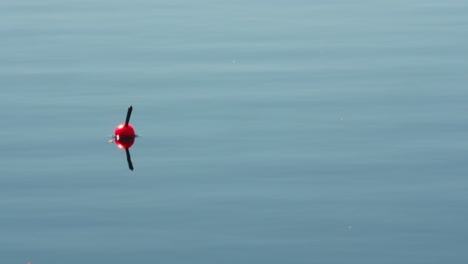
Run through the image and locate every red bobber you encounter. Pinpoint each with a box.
[114,123,136,138]
[111,106,136,171]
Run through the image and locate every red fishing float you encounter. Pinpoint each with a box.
[112,106,136,170]
[114,123,135,138]
[114,122,135,150]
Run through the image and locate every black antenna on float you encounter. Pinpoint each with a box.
[125,105,133,127]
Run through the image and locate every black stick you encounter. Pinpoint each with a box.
[125,148,134,171]
[125,106,133,127]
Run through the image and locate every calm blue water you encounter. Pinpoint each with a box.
[1,1,468,263]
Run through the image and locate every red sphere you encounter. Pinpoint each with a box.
[114,123,135,138]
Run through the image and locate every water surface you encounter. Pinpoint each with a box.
[1,0,468,263]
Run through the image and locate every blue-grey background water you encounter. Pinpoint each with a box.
[1,0,468,263]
